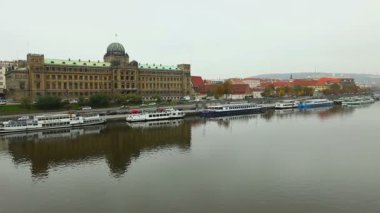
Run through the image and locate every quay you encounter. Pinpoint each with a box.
[0,102,276,122]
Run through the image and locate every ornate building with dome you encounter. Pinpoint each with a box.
[6,42,192,101]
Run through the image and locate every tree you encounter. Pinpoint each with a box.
[215,85,224,98]
[304,87,315,96]
[113,94,128,105]
[222,80,232,98]
[329,83,341,94]
[20,97,32,109]
[275,87,287,97]
[125,93,142,104]
[35,96,62,110]
[152,95,162,103]
[78,96,87,106]
[206,90,213,97]
[89,94,111,107]
[262,86,275,97]
[293,85,303,96]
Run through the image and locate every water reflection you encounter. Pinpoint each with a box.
[126,119,184,129]
[4,122,191,179]
[269,106,355,120]
[0,106,357,180]
[209,114,259,129]
[203,106,356,127]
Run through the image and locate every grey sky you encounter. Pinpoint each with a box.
[1,0,379,78]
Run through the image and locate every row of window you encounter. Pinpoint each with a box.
[42,122,70,127]
[44,66,110,73]
[141,91,183,95]
[141,83,182,89]
[41,91,113,96]
[116,76,134,80]
[42,74,110,81]
[117,71,135,75]
[139,76,181,81]
[42,82,112,90]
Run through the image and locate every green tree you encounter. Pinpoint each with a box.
[152,95,162,103]
[215,85,224,98]
[293,85,303,96]
[262,86,275,97]
[329,83,341,94]
[222,80,232,98]
[89,94,111,107]
[20,97,32,109]
[36,96,62,110]
[78,96,87,106]
[125,93,142,104]
[113,94,128,105]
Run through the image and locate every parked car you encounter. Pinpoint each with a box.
[69,99,79,104]
[106,110,117,115]
[120,105,129,109]
[180,96,191,101]
[0,99,7,105]
[80,106,92,110]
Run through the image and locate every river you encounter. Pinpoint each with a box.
[0,103,379,213]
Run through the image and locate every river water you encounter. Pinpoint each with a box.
[0,103,379,213]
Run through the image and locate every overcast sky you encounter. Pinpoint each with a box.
[1,0,380,78]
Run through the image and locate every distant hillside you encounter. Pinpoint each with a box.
[254,72,380,85]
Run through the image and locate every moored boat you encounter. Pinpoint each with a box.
[298,99,334,109]
[275,100,299,109]
[342,96,375,106]
[126,108,185,122]
[201,103,263,118]
[0,113,105,134]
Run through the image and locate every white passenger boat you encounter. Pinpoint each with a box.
[201,103,263,117]
[298,99,334,109]
[342,96,375,106]
[126,108,185,122]
[275,100,299,109]
[0,113,105,134]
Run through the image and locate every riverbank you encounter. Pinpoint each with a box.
[0,101,276,122]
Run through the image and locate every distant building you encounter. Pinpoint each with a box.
[260,77,356,92]
[191,76,205,95]
[0,66,6,94]
[6,43,192,101]
[241,78,261,89]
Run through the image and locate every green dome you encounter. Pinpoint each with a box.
[106,42,126,56]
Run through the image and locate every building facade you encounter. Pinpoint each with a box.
[6,43,192,101]
[0,67,5,90]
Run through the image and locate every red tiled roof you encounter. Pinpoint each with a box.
[191,76,205,88]
[231,84,250,94]
[292,79,318,86]
[317,77,341,85]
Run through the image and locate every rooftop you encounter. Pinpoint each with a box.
[138,63,180,71]
[45,59,111,67]
[44,59,180,71]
